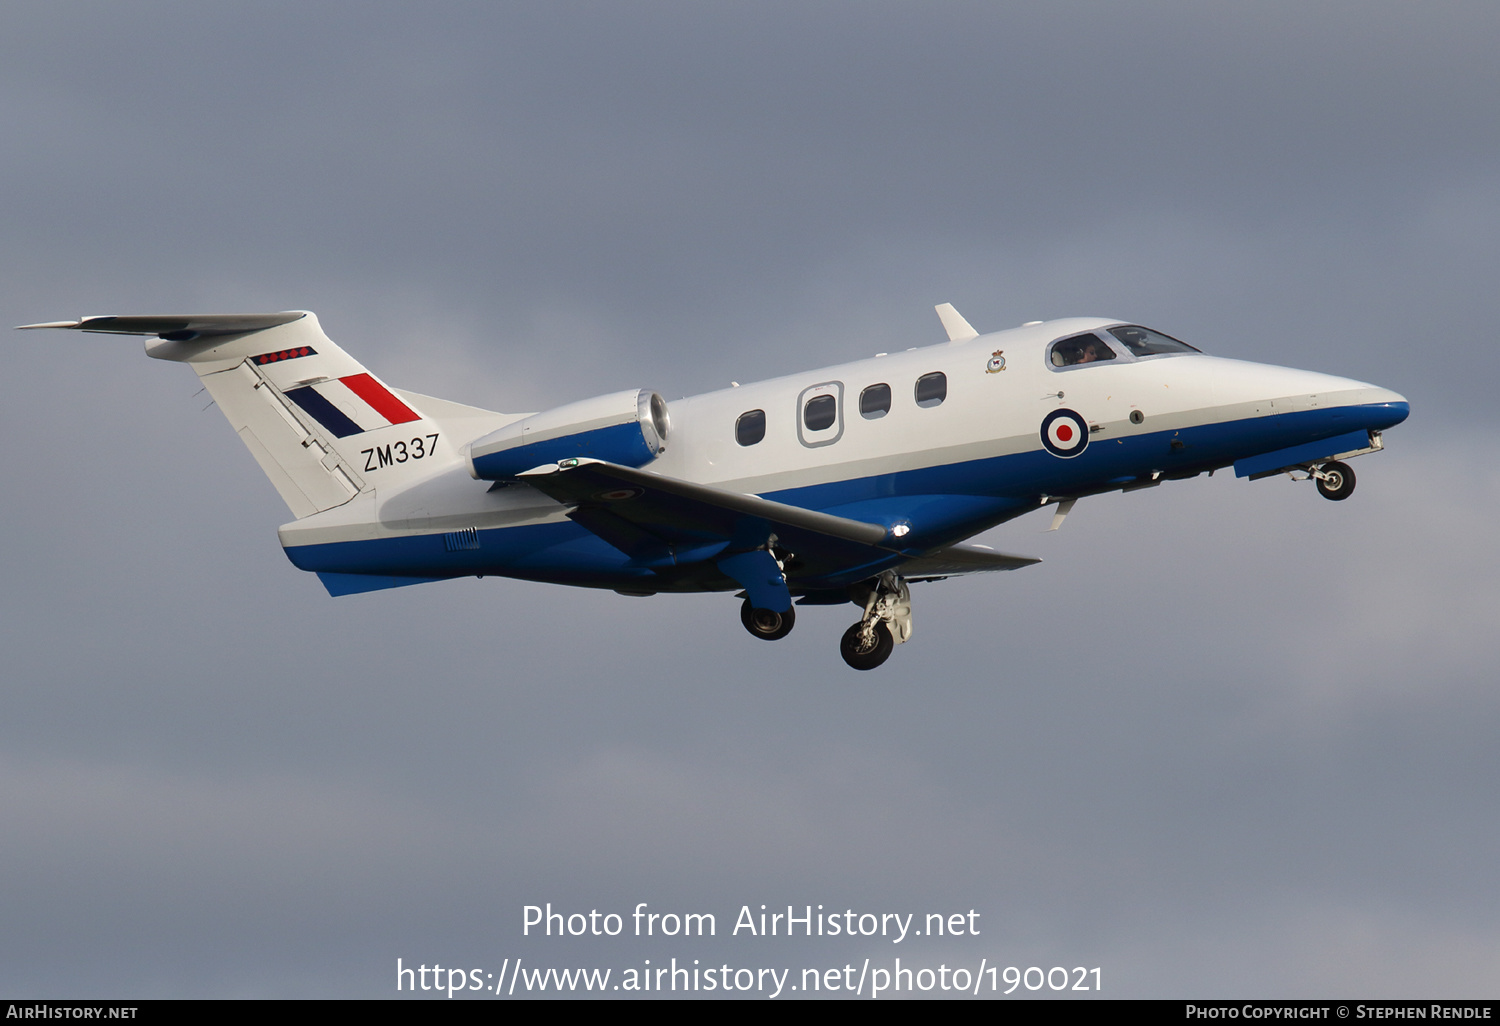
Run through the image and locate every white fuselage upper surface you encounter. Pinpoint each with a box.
[658,318,1390,494]
[276,316,1407,579]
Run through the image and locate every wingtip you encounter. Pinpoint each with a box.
[15,320,83,330]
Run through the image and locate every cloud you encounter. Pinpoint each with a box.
[2,0,1497,998]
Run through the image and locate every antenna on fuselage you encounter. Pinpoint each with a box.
[935,303,979,342]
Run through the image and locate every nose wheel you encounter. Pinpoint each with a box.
[1314,460,1355,501]
[741,598,795,641]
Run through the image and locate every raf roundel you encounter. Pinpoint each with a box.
[1040,408,1089,458]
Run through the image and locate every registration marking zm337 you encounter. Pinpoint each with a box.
[362,434,439,472]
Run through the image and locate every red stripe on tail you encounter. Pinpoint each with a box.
[340,373,420,425]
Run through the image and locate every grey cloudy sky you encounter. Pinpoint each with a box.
[2,1,1497,998]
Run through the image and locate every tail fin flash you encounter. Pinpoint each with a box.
[19,312,503,519]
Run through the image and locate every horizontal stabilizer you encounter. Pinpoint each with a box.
[17,313,305,339]
[899,542,1040,579]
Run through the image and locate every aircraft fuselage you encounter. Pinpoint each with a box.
[25,308,1407,669]
[277,316,1407,594]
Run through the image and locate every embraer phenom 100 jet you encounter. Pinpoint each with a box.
[22,305,1408,669]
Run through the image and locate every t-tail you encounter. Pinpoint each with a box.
[17,312,512,519]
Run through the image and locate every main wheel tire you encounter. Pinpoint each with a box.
[1315,460,1356,501]
[741,599,795,641]
[840,620,894,670]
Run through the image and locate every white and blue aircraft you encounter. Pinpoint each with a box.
[21,306,1408,669]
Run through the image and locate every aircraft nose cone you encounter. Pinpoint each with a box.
[1361,388,1409,430]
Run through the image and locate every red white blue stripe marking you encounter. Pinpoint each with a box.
[285,374,421,438]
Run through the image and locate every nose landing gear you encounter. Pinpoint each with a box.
[1313,460,1356,501]
[840,571,912,671]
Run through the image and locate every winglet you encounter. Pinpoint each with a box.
[935,303,979,342]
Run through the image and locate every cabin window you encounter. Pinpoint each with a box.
[804,394,838,432]
[1107,325,1201,356]
[1050,333,1117,367]
[914,372,947,408]
[736,409,766,446]
[796,381,844,447]
[859,383,891,419]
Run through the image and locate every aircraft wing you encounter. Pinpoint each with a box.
[519,460,1039,595]
[898,542,1040,580]
[519,460,893,575]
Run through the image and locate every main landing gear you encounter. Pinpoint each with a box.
[1312,460,1355,501]
[840,620,893,671]
[840,572,912,671]
[736,570,914,671]
[740,598,795,641]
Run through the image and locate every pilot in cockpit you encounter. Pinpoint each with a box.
[1051,334,1116,367]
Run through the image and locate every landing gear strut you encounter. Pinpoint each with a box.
[840,571,912,671]
[741,598,795,641]
[1313,460,1355,501]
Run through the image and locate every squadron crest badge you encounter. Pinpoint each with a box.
[985,349,1006,373]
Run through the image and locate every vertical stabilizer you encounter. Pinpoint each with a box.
[19,312,513,519]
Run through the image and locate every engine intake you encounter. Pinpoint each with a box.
[466,389,669,480]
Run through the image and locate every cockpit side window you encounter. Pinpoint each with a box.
[1107,325,1200,356]
[1049,333,1117,367]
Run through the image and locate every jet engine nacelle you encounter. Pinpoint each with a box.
[465,388,670,480]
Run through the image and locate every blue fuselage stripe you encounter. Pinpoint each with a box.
[283,401,1408,590]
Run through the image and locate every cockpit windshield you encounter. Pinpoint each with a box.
[1050,333,1117,367]
[1107,325,1200,356]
